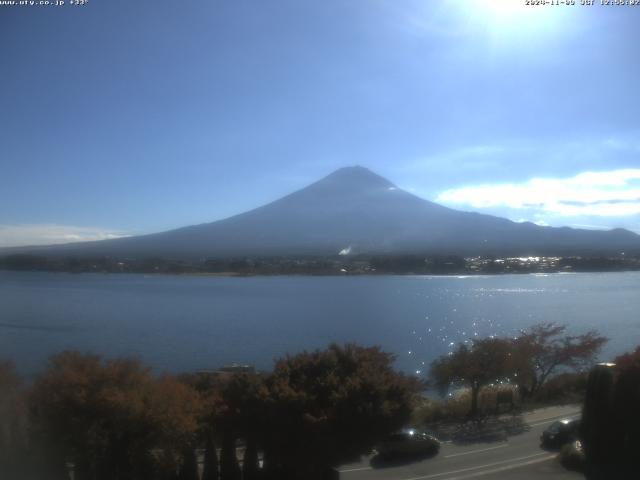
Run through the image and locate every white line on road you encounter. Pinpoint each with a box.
[339,466,372,473]
[401,452,551,480]
[526,411,580,425]
[529,414,580,428]
[339,443,510,473]
[437,454,555,480]
[339,409,578,476]
[443,443,508,459]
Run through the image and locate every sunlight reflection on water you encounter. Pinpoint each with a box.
[1,271,639,378]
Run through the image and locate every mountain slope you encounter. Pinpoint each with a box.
[5,166,640,258]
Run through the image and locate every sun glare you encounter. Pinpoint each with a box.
[462,0,566,38]
[485,0,532,19]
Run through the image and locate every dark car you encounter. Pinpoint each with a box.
[541,418,581,449]
[376,429,440,457]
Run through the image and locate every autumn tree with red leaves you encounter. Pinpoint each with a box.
[263,343,422,480]
[29,351,203,480]
[512,323,607,399]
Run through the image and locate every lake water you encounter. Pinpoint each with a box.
[1,271,638,378]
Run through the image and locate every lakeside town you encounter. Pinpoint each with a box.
[2,253,640,276]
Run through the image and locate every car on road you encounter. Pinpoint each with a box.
[540,418,581,449]
[376,428,440,458]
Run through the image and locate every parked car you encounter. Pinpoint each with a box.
[376,429,440,457]
[540,418,581,449]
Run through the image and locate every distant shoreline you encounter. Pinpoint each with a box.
[2,267,640,278]
[2,252,640,277]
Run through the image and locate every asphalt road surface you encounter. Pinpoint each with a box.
[338,405,583,480]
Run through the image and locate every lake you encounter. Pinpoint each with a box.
[1,271,638,378]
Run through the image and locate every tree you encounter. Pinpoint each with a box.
[201,431,219,480]
[219,429,241,480]
[612,346,640,469]
[614,345,640,370]
[0,361,29,479]
[430,338,513,417]
[178,372,224,480]
[264,343,421,479]
[29,351,203,480]
[177,447,198,480]
[149,374,203,479]
[581,347,640,478]
[217,373,267,480]
[511,323,607,400]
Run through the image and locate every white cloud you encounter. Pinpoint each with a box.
[437,169,640,218]
[0,224,129,248]
[514,218,549,226]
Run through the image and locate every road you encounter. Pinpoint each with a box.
[338,405,583,480]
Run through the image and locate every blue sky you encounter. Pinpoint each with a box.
[1,0,639,246]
